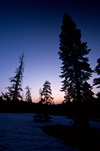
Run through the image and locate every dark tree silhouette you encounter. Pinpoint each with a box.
[38,88,44,104]
[58,13,93,103]
[58,13,94,128]
[7,53,24,101]
[41,81,53,105]
[25,85,32,102]
[34,82,53,122]
[93,58,100,98]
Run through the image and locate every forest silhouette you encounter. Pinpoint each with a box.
[0,13,100,150]
[0,13,100,123]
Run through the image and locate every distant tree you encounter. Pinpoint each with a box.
[25,85,32,102]
[93,58,100,98]
[34,83,53,122]
[7,53,24,101]
[41,81,53,104]
[58,13,93,103]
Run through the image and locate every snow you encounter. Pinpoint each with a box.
[0,113,99,151]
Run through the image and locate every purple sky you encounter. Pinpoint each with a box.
[0,0,100,103]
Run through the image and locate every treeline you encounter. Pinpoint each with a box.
[0,100,100,118]
[0,53,54,104]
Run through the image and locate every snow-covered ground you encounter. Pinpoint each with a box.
[0,113,99,151]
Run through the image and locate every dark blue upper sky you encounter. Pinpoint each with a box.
[0,0,100,103]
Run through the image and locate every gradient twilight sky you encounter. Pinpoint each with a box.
[0,0,100,104]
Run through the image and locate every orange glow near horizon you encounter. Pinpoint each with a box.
[31,85,99,104]
[33,97,64,104]
[32,91,64,104]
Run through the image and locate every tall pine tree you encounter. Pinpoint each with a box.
[7,53,24,101]
[58,13,93,102]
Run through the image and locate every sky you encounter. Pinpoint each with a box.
[0,0,100,104]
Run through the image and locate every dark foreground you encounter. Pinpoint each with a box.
[42,125,100,151]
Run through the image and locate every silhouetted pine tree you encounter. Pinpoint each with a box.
[38,88,44,104]
[58,13,93,103]
[41,81,53,104]
[34,82,53,122]
[7,53,24,101]
[25,85,32,102]
[93,58,100,98]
